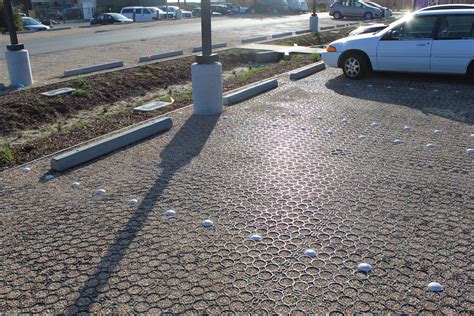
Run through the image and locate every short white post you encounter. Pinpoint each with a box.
[5,49,33,87]
[192,62,223,115]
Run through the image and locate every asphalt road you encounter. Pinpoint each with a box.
[0,13,339,59]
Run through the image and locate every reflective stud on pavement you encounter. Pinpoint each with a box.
[304,249,317,257]
[427,282,444,292]
[371,122,380,128]
[128,199,139,206]
[95,189,106,196]
[250,233,262,241]
[466,148,474,154]
[359,134,367,139]
[357,262,373,273]
[22,167,31,174]
[202,219,213,228]
[393,139,402,145]
[426,143,435,149]
[71,182,80,189]
[165,209,176,217]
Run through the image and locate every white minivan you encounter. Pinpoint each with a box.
[120,7,161,21]
[322,9,474,79]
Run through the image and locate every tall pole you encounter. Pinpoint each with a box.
[312,0,316,16]
[196,0,218,64]
[4,0,24,51]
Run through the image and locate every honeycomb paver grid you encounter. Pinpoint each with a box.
[1,69,473,314]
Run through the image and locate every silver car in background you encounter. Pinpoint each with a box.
[329,0,383,20]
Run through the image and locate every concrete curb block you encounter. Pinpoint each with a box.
[289,62,326,81]
[320,25,336,30]
[138,50,183,62]
[47,27,72,32]
[271,32,293,38]
[64,60,124,77]
[241,36,267,44]
[51,117,172,171]
[78,25,99,28]
[192,42,227,53]
[223,79,278,106]
[295,29,311,35]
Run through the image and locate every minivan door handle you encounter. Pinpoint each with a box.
[416,44,427,46]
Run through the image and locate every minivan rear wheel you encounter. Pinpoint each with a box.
[342,53,369,80]
[364,12,373,20]
[333,11,342,19]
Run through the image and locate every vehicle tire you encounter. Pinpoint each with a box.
[467,61,474,80]
[342,53,369,80]
[364,12,373,20]
[333,11,342,19]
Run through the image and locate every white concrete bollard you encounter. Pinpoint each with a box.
[310,15,319,33]
[192,62,223,115]
[5,49,33,87]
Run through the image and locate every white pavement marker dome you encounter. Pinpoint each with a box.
[304,249,317,257]
[202,219,213,228]
[128,199,139,206]
[165,209,176,217]
[71,182,80,189]
[433,129,442,134]
[44,175,54,181]
[95,189,106,196]
[427,282,444,292]
[426,144,435,149]
[22,167,31,174]
[250,233,262,241]
[393,139,402,145]
[326,129,334,135]
[466,148,474,154]
[371,122,380,128]
[357,262,373,273]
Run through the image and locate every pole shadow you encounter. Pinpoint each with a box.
[67,113,220,313]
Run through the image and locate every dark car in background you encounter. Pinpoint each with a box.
[90,13,133,25]
[248,0,289,14]
[348,23,386,36]
[211,5,231,15]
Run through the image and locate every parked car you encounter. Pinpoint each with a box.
[159,6,192,18]
[287,0,309,13]
[248,0,289,14]
[364,1,391,17]
[322,9,474,79]
[348,23,387,36]
[22,17,50,31]
[329,0,383,20]
[192,7,201,17]
[90,13,133,25]
[417,4,474,11]
[223,3,247,14]
[211,5,231,15]
[120,7,165,21]
[41,19,60,26]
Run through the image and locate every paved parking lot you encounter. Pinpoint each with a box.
[1,69,473,313]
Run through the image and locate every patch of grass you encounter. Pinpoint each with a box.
[311,53,321,62]
[237,66,271,83]
[159,95,171,102]
[71,77,92,91]
[72,89,88,97]
[9,112,19,119]
[1,144,15,163]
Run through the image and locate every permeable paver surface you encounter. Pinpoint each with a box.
[1,69,473,314]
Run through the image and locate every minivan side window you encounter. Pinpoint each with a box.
[385,16,438,40]
[136,8,143,14]
[436,15,474,40]
[122,8,133,13]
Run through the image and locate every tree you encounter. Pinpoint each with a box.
[0,1,24,32]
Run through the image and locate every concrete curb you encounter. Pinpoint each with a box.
[295,29,311,35]
[47,27,72,32]
[241,36,267,44]
[289,62,326,80]
[78,25,99,28]
[320,25,336,30]
[51,117,173,171]
[271,32,293,38]
[139,50,183,62]
[64,60,124,77]
[192,43,227,53]
[223,79,278,106]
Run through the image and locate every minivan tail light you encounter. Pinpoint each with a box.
[327,45,337,52]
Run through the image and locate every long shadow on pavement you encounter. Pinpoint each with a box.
[68,113,220,312]
[326,73,474,125]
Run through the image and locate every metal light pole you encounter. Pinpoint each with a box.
[4,0,33,87]
[191,0,223,115]
[309,0,318,33]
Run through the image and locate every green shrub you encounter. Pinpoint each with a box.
[1,144,15,163]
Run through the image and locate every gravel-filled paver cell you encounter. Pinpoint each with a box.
[1,69,473,314]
